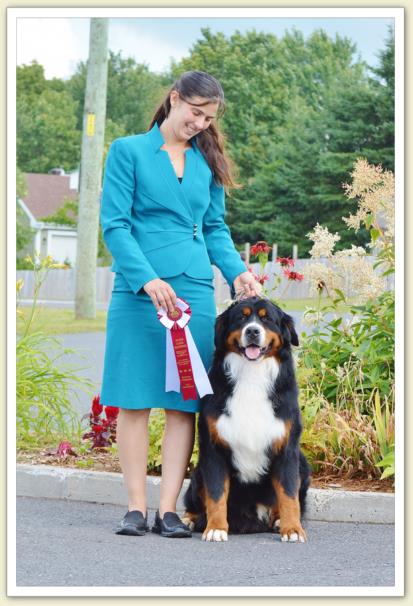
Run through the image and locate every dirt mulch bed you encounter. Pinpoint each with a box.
[16,450,395,494]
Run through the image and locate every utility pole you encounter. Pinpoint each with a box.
[75,18,108,319]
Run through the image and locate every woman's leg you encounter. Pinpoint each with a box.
[159,410,195,517]
[116,408,151,513]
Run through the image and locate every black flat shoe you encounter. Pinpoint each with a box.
[151,510,192,538]
[115,510,149,536]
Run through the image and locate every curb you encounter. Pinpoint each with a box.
[16,464,395,525]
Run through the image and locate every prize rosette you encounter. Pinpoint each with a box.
[157,297,214,401]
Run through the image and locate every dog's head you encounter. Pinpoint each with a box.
[214,297,299,362]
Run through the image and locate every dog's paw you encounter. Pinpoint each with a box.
[202,528,228,542]
[280,524,307,543]
[181,515,195,531]
[273,518,281,533]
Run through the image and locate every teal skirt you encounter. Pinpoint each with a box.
[100,272,216,413]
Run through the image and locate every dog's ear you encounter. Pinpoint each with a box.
[281,312,299,347]
[214,308,230,349]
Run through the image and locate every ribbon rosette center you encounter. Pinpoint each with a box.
[157,297,213,401]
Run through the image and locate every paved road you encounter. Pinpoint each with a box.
[16,497,395,588]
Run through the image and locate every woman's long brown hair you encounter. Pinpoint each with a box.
[148,70,241,190]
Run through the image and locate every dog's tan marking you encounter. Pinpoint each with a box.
[258,307,267,318]
[181,511,199,531]
[273,479,307,542]
[202,476,230,541]
[206,416,229,448]
[262,329,283,361]
[272,420,292,453]
[226,328,242,353]
[242,306,252,316]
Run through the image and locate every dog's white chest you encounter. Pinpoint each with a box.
[216,354,286,484]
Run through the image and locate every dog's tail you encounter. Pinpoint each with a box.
[299,451,311,515]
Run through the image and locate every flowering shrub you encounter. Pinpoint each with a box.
[248,242,304,303]
[298,159,395,480]
[82,395,119,449]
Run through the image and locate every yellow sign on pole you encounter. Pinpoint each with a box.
[86,113,96,137]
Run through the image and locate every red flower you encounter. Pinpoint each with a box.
[93,424,105,433]
[91,394,103,417]
[105,406,119,421]
[277,256,295,268]
[283,269,304,281]
[250,241,271,257]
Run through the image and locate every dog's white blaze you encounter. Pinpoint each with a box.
[240,322,266,347]
[217,352,284,484]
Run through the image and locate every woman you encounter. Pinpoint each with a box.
[100,70,261,538]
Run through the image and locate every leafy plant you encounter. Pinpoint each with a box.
[16,253,94,448]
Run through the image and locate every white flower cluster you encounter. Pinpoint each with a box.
[305,261,342,297]
[306,223,341,258]
[305,226,386,302]
[342,158,395,246]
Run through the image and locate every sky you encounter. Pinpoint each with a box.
[16,16,394,80]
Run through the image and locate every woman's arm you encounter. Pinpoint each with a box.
[100,139,159,294]
[202,178,261,297]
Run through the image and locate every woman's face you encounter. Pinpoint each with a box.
[169,90,219,141]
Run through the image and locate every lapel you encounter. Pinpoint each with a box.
[146,121,199,222]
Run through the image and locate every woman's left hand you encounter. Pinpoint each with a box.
[233,271,262,299]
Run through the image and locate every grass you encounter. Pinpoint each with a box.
[17,306,107,335]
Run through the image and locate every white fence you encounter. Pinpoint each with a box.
[16,257,393,307]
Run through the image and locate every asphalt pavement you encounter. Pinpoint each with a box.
[16,496,395,588]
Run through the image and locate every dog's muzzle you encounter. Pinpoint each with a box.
[239,323,268,361]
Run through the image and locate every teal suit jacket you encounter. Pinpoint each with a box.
[100,121,247,294]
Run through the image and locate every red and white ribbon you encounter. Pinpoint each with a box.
[157,297,214,401]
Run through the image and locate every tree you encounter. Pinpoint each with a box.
[67,51,166,135]
[17,88,81,173]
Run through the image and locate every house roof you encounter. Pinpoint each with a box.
[21,173,78,221]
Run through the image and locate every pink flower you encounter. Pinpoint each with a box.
[283,269,304,281]
[56,441,77,457]
[277,256,295,268]
[250,241,271,257]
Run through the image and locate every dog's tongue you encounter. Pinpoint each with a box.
[245,345,261,360]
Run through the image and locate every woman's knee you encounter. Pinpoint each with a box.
[164,409,195,426]
[118,407,151,424]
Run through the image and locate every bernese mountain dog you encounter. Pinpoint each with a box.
[183,296,311,543]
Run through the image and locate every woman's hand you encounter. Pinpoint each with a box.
[143,278,177,313]
[233,271,263,299]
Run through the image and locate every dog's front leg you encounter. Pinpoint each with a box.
[201,447,230,542]
[272,453,307,543]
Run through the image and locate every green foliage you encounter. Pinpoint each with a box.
[172,27,394,256]
[300,289,394,410]
[16,200,35,256]
[299,390,394,479]
[16,254,94,447]
[66,51,166,135]
[17,87,81,172]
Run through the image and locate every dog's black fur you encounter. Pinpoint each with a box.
[183,297,311,541]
